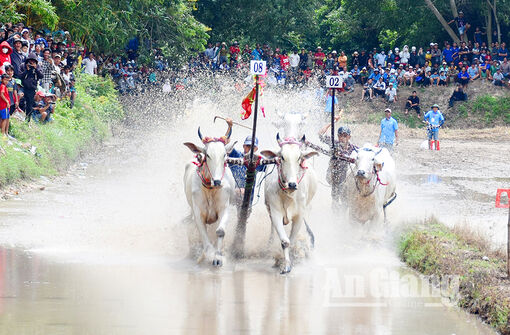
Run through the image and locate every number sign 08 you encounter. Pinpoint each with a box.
[250,60,266,75]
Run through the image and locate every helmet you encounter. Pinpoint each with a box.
[337,126,351,135]
[243,135,259,147]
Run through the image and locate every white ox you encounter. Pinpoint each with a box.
[261,134,318,274]
[344,144,397,224]
[183,127,236,267]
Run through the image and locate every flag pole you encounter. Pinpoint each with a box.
[233,74,259,259]
[331,88,336,150]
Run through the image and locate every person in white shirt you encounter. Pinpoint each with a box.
[373,77,386,97]
[385,83,398,102]
[289,50,300,73]
[82,52,97,75]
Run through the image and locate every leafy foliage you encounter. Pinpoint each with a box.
[0,0,58,28]
[194,0,320,49]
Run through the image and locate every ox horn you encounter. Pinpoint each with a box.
[224,123,232,140]
[197,127,203,141]
[276,133,282,146]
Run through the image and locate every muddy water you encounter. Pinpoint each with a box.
[0,88,501,334]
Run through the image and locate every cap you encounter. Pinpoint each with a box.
[384,108,392,113]
[337,126,351,135]
[332,50,337,54]
[432,104,439,109]
[243,135,259,147]
[35,91,45,97]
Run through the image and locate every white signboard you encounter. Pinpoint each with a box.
[326,75,343,88]
[250,60,266,75]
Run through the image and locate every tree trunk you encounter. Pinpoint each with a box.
[423,0,460,43]
[487,0,501,44]
[486,6,493,46]
[450,0,459,18]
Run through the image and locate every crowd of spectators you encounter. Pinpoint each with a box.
[0,22,85,138]
[184,35,510,112]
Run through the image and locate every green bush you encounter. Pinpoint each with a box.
[0,74,123,187]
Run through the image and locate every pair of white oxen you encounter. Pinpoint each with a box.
[183,125,396,274]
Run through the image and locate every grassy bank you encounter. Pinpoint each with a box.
[399,219,510,334]
[341,81,510,129]
[0,74,124,187]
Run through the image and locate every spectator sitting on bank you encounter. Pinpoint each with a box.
[430,70,440,85]
[385,82,397,103]
[405,90,420,116]
[344,72,355,92]
[439,70,447,85]
[373,76,386,97]
[33,92,55,123]
[479,59,492,81]
[457,66,470,88]
[449,84,468,107]
[467,63,480,80]
[361,78,374,101]
[403,66,415,86]
[492,68,505,86]
[500,57,510,78]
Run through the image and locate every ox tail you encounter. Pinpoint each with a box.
[304,220,315,249]
[383,192,397,209]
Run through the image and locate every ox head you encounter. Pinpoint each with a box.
[261,133,318,191]
[184,126,236,187]
[352,145,385,181]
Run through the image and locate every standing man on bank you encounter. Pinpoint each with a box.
[378,108,398,151]
[19,53,43,122]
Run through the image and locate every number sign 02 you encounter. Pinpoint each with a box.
[250,60,266,75]
[326,76,343,88]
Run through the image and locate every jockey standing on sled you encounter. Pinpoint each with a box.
[306,112,357,208]
[225,118,265,206]
[424,104,445,150]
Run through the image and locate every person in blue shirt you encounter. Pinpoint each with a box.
[378,108,398,151]
[251,46,262,60]
[424,104,445,151]
[498,42,508,62]
[228,134,266,206]
[368,68,381,82]
[457,67,470,88]
[325,88,339,114]
[451,42,460,64]
[442,43,454,63]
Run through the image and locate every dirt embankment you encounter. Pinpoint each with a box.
[399,219,510,334]
[336,80,510,129]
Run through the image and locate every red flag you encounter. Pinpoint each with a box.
[241,87,256,120]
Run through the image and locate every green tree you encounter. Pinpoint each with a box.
[52,0,208,63]
[0,0,58,28]
[194,0,320,49]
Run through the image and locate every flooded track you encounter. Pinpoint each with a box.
[0,87,506,334]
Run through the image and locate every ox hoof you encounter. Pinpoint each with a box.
[212,252,223,267]
[280,265,292,274]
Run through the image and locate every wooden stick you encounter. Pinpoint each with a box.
[214,116,252,130]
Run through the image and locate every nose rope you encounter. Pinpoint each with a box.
[352,165,388,197]
[196,158,227,189]
[277,158,308,192]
